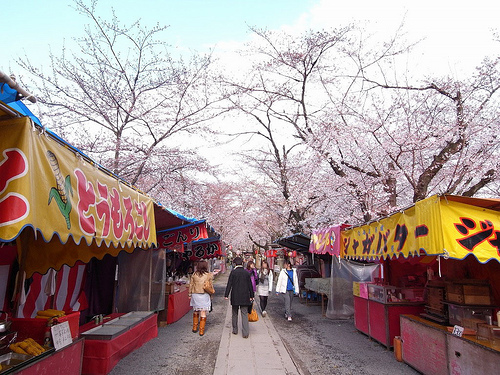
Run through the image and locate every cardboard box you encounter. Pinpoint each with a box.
[165,282,175,294]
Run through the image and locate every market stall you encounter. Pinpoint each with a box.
[309,225,378,320]
[0,99,159,373]
[342,194,500,372]
[0,82,222,373]
[156,235,224,325]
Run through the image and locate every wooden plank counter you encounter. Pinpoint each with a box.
[400,314,500,374]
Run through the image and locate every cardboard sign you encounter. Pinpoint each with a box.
[451,325,464,337]
[51,321,73,350]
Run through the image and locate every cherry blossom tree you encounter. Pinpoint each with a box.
[347,52,500,207]
[222,25,414,224]
[222,25,500,231]
[17,0,228,193]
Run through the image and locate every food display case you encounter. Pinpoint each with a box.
[368,284,425,304]
[354,284,426,348]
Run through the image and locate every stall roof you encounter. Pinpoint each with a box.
[0,100,219,275]
[154,204,196,232]
[444,195,500,211]
[0,73,40,125]
[342,194,500,264]
[0,100,41,126]
[276,233,311,252]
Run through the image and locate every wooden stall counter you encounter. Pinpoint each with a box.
[400,314,500,375]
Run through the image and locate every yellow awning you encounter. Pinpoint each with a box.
[1,117,157,276]
[341,195,500,264]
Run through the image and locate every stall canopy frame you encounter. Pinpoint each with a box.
[276,233,310,253]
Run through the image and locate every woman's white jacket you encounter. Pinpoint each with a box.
[275,268,299,294]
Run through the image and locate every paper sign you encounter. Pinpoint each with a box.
[451,325,464,337]
[51,321,73,350]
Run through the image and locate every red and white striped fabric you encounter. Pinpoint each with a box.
[17,262,88,318]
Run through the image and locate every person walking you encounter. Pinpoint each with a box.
[257,260,273,317]
[188,260,214,336]
[246,260,258,293]
[276,261,299,321]
[224,257,254,338]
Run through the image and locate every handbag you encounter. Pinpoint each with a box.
[203,278,215,295]
[248,304,259,322]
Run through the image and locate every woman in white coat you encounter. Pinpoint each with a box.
[256,261,274,317]
[275,261,299,321]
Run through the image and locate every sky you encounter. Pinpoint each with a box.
[2,0,499,170]
[2,0,499,78]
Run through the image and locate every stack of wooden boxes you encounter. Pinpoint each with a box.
[445,279,494,328]
[422,279,448,323]
[446,279,492,306]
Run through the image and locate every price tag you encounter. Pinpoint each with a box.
[51,321,73,350]
[451,325,464,337]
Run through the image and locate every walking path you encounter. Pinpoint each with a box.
[213,300,302,375]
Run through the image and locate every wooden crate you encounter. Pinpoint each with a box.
[445,280,491,306]
[427,294,445,312]
[428,287,445,299]
[447,292,465,304]
[463,284,490,296]
[464,294,491,305]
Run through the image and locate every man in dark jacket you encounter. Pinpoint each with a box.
[224,256,254,338]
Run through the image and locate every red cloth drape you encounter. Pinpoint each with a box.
[81,313,158,375]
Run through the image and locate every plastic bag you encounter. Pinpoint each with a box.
[248,308,259,322]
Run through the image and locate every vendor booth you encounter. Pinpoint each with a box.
[0,97,162,373]
[341,194,500,373]
[0,95,212,373]
[155,223,222,326]
[309,225,379,319]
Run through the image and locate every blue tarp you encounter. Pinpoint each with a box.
[0,82,41,126]
[4,100,42,126]
[0,82,19,103]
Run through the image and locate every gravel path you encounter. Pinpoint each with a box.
[109,272,419,374]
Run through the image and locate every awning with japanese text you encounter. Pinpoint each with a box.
[341,195,500,264]
[182,237,223,261]
[309,225,343,256]
[157,220,208,252]
[0,117,157,276]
